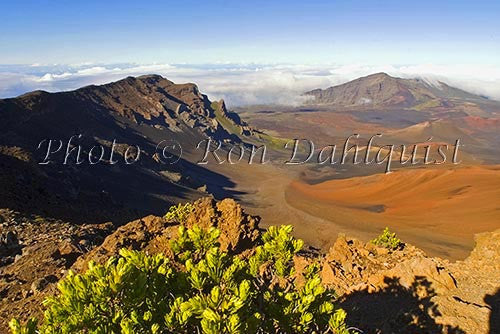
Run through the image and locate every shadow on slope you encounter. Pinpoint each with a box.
[0,86,246,225]
[485,288,500,334]
[0,150,243,226]
[340,276,465,334]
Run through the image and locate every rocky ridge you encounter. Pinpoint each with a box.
[0,75,260,225]
[320,232,499,333]
[0,199,498,333]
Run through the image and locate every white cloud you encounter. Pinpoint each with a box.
[0,63,499,106]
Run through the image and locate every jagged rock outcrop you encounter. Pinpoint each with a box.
[183,197,260,253]
[72,197,261,272]
[212,99,255,136]
[71,215,178,272]
[322,230,500,333]
[320,235,454,295]
[1,200,498,333]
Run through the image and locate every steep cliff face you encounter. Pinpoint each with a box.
[0,75,252,223]
[212,99,255,137]
[0,74,240,143]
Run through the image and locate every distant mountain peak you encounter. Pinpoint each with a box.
[136,73,165,80]
[304,72,487,108]
[364,72,392,79]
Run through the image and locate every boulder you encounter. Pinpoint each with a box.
[72,198,261,272]
[72,215,175,271]
[184,198,260,252]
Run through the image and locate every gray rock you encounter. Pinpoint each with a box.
[5,231,17,247]
[31,277,49,293]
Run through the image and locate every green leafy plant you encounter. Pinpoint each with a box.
[249,225,303,278]
[164,202,193,223]
[9,318,37,334]
[170,225,221,262]
[11,225,351,334]
[371,227,402,250]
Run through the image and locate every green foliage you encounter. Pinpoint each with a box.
[256,132,292,151]
[11,225,351,334]
[249,225,303,277]
[164,202,193,223]
[413,98,441,111]
[371,227,402,250]
[170,225,221,263]
[9,318,37,334]
[211,100,241,136]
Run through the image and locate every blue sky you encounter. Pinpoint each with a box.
[1,0,499,65]
[0,1,499,103]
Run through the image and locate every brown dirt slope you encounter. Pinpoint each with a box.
[286,165,500,259]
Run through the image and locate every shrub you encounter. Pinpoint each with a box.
[10,225,351,334]
[371,227,402,250]
[164,202,193,223]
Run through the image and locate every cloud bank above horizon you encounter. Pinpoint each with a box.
[1,63,499,107]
